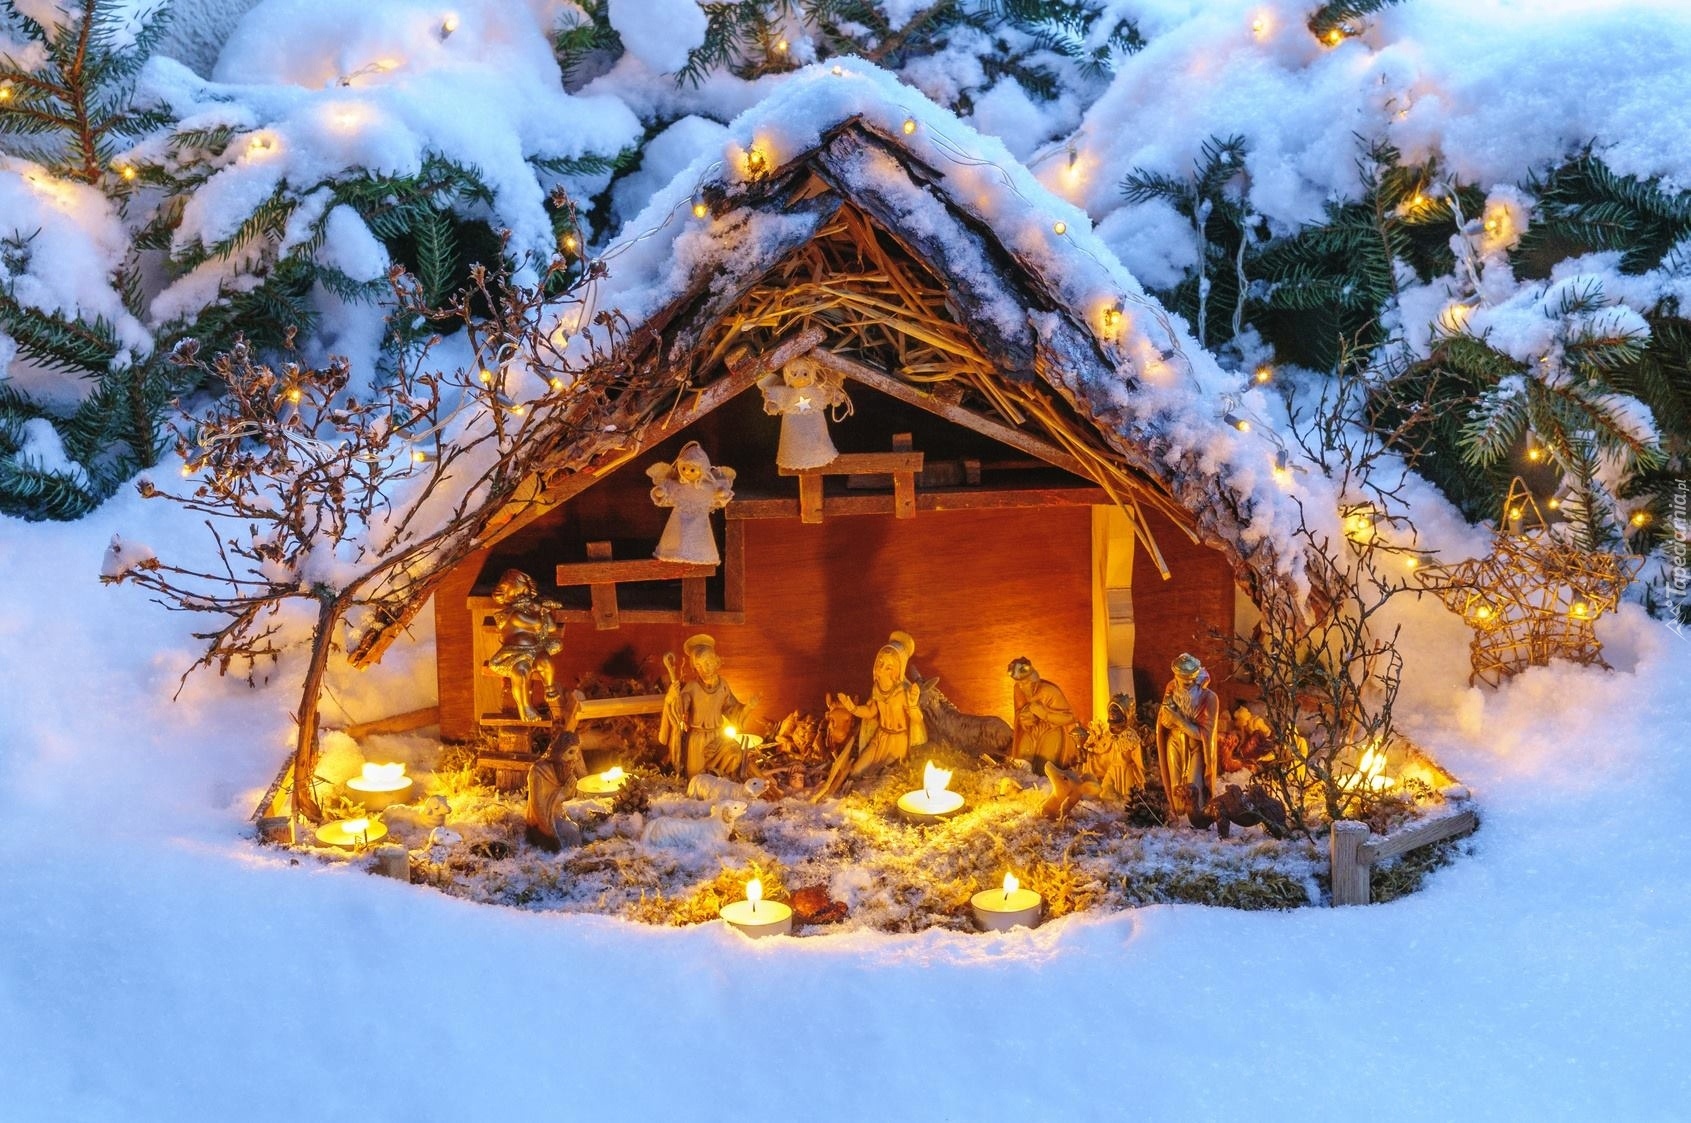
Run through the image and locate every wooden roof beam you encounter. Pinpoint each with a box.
[811,348,1087,474]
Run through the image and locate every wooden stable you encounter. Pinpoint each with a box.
[434,359,1239,741]
[357,113,1303,745]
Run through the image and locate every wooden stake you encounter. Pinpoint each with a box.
[1329,821,1372,906]
[373,845,410,881]
[799,474,824,524]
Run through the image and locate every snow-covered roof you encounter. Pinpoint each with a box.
[355,62,1319,664]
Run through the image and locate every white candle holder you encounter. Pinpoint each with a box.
[720,898,793,938]
[896,760,965,823]
[896,788,965,823]
[971,875,1042,931]
[315,817,388,850]
[345,762,415,811]
[720,878,792,937]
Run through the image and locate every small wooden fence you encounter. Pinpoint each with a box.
[1329,792,1479,906]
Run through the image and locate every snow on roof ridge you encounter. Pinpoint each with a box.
[580,60,1277,408]
[562,60,1310,568]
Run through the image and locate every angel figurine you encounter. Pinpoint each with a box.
[647,441,735,564]
[757,354,851,470]
[485,568,565,722]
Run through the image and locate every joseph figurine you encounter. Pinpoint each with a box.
[1007,656,1078,773]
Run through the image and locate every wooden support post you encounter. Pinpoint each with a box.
[373,844,410,881]
[586,541,619,630]
[892,432,916,519]
[723,519,745,614]
[682,576,707,624]
[255,816,292,844]
[799,474,824,524]
[1330,820,1373,906]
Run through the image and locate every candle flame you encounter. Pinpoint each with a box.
[723,725,737,742]
[1003,872,1019,900]
[923,760,952,799]
[342,818,370,837]
[747,878,762,912]
[602,766,624,783]
[359,761,407,787]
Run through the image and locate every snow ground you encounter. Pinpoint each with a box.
[2,487,1689,1122]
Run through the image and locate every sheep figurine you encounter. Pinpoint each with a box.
[685,773,769,803]
[640,800,748,850]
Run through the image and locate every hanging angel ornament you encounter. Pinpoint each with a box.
[647,441,735,564]
[757,353,852,470]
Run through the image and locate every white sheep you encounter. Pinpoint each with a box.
[639,800,748,850]
[685,773,769,803]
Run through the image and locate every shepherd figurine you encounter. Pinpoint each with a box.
[647,441,735,564]
[659,634,759,778]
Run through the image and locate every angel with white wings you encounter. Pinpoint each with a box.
[647,441,735,564]
[757,353,852,470]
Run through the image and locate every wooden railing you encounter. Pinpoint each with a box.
[1329,791,1478,906]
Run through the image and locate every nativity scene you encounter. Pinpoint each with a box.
[222,65,1479,930]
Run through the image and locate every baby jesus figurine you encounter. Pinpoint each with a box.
[647,441,735,564]
[757,354,851,470]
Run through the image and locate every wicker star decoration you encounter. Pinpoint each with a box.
[1418,478,1640,687]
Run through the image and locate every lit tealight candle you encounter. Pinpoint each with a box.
[577,765,627,796]
[723,724,761,754]
[345,761,414,810]
[972,872,1043,931]
[315,816,389,850]
[896,760,965,823]
[720,878,793,938]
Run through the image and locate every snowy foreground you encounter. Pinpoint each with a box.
[2,490,1689,1122]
